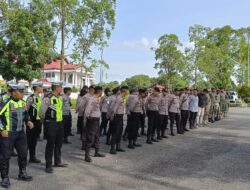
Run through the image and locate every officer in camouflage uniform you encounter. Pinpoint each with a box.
[209,88,216,123]
[220,88,226,118]
[214,89,221,121]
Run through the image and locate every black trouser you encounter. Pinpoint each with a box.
[147,110,158,141]
[169,112,181,134]
[86,118,100,150]
[0,131,28,178]
[158,114,168,137]
[189,111,197,129]
[128,112,141,141]
[140,113,146,134]
[44,121,64,168]
[63,115,71,140]
[77,116,83,135]
[100,112,109,135]
[180,110,189,131]
[26,119,42,159]
[110,114,124,145]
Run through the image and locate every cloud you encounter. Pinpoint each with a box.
[122,38,158,51]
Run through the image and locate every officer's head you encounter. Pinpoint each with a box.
[32,82,43,94]
[80,86,88,97]
[129,87,138,95]
[64,87,72,96]
[94,86,103,98]
[89,85,95,96]
[112,87,120,95]
[174,88,180,96]
[139,88,146,97]
[104,88,111,96]
[120,86,129,97]
[203,89,209,94]
[153,87,160,95]
[9,84,25,100]
[51,82,63,96]
[193,89,198,95]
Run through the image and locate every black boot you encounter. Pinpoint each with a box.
[170,126,175,136]
[63,138,71,144]
[110,145,116,154]
[81,141,86,150]
[0,160,10,189]
[106,135,111,145]
[18,159,32,182]
[116,143,126,152]
[128,140,135,149]
[157,131,162,140]
[94,148,105,157]
[161,131,168,138]
[146,136,153,144]
[85,147,92,162]
[29,157,41,164]
[11,150,17,157]
[133,140,142,147]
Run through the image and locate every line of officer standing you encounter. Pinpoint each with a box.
[0,82,230,188]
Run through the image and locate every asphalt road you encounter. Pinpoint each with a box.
[6,107,250,190]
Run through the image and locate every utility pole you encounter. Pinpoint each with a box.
[248,34,250,86]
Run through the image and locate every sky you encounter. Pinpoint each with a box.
[94,0,250,83]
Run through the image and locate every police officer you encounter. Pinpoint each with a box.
[180,88,190,132]
[62,87,72,144]
[99,88,111,136]
[78,85,95,150]
[108,86,127,154]
[84,86,105,162]
[40,82,67,174]
[220,88,226,118]
[0,84,33,188]
[209,88,216,123]
[127,88,145,149]
[203,89,211,127]
[169,89,182,136]
[26,82,43,163]
[145,87,160,144]
[214,89,221,121]
[158,88,170,139]
[106,87,120,145]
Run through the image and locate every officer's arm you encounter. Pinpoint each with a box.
[40,97,50,121]
[0,105,8,134]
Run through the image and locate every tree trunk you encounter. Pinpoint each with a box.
[60,2,65,81]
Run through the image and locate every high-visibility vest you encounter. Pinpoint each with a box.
[45,94,63,122]
[0,98,27,132]
[27,94,42,120]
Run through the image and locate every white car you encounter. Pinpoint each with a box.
[229,91,238,103]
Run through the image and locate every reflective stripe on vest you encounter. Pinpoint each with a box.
[51,96,63,122]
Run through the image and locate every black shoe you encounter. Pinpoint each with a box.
[146,140,153,144]
[54,163,67,167]
[133,143,142,147]
[151,138,159,142]
[177,132,184,134]
[18,171,32,182]
[141,133,147,136]
[162,135,168,138]
[85,157,92,162]
[157,136,162,140]
[123,136,127,141]
[94,152,105,157]
[110,146,117,154]
[1,177,10,188]
[29,158,41,164]
[45,167,53,173]
[69,133,74,136]
[184,128,189,132]
[171,133,175,136]
[116,148,126,152]
[128,144,135,149]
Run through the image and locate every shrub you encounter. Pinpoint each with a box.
[238,85,250,99]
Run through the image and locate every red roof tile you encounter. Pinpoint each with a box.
[44,60,80,70]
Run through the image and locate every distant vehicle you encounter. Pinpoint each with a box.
[229,91,239,103]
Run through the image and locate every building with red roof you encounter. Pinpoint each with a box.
[44,59,94,87]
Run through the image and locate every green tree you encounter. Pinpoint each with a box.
[121,75,152,89]
[152,34,184,87]
[0,0,54,82]
[98,81,119,89]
